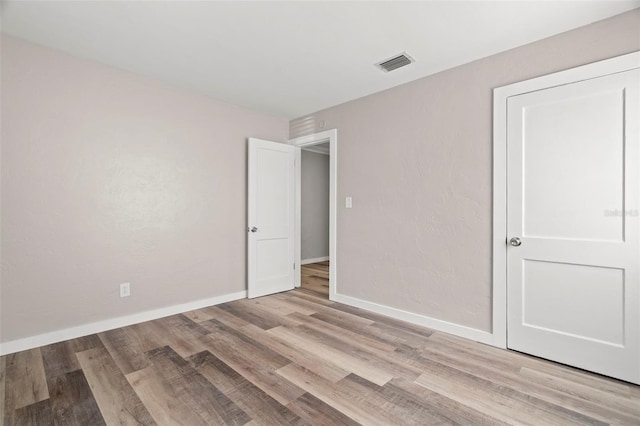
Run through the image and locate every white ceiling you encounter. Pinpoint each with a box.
[2,1,639,118]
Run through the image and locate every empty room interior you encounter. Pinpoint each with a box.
[1,1,640,425]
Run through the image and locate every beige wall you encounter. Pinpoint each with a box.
[301,150,330,261]
[290,10,640,333]
[0,36,288,343]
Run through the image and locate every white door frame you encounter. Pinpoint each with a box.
[492,51,640,348]
[289,129,337,301]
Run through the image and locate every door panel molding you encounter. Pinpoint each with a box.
[492,51,640,350]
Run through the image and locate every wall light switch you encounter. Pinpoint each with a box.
[120,282,131,298]
[345,196,353,209]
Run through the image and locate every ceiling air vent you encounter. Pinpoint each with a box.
[376,52,414,72]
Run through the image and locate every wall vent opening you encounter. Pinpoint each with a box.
[376,53,414,72]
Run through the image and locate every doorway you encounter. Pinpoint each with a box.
[300,143,330,298]
[290,129,337,301]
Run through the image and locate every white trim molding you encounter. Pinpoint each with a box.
[290,129,338,301]
[492,51,640,349]
[301,256,330,265]
[0,291,247,356]
[334,293,493,345]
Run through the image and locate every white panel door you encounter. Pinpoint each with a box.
[248,138,296,298]
[507,68,640,384]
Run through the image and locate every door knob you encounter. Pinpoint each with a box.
[509,237,522,247]
[250,227,258,233]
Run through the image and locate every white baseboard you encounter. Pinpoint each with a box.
[301,256,330,265]
[333,293,493,345]
[1,289,493,355]
[0,291,247,356]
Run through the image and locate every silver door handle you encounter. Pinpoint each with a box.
[249,227,258,233]
[509,237,522,247]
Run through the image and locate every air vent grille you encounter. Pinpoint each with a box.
[376,53,414,72]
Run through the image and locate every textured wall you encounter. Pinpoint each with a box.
[290,9,640,333]
[0,36,288,342]
[301,150,329,261]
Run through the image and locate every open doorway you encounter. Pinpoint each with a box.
[300,143,330,298]
[290,129,337,301]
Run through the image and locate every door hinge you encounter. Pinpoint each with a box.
[293,262,296,270]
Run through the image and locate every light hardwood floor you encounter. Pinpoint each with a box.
[300,261,329,298]
[2,272,639,425]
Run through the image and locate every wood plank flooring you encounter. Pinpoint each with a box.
[2,268,639,425]
[300,261,329,298]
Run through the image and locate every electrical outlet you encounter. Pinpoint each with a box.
[120,282,131,298]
